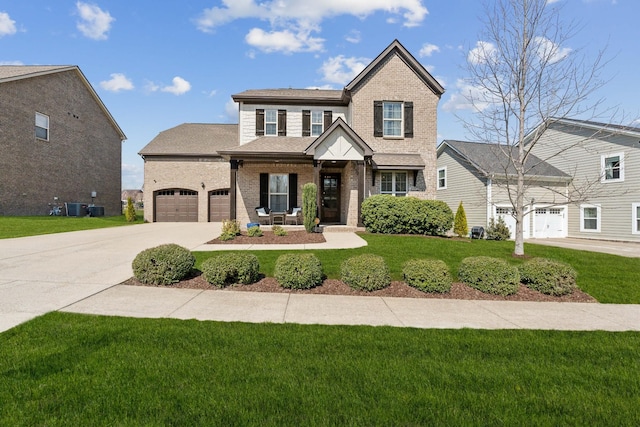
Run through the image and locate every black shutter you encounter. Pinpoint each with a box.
[302,110,311,137]
[323,110,333,131]
[256,109,265,136]
[404,101,414,138]
[278,109,287,136]
[373,101,383,137]
[259,173,269,209]
[288,173,298,210]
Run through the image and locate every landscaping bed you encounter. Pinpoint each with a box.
[207,230,325,245]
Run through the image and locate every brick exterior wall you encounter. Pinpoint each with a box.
[0,70,122,216]
[142,157,230,222]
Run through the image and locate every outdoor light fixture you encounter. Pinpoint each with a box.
[201,182,205,189]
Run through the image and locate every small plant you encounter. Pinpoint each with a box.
[201,253,260,288]
[274,253,323,289]
[454,201,468,238]
[458,256,520,296]
[341,254,390,291]
[272,225,288,236]
[247,225,263,237]
[485,216,511,241]
[132,244,195,285]
[403,259,452,293]
[125,197,137,222]
[302,183,318,233]
[519,258,577,296]
[219,219,241,241]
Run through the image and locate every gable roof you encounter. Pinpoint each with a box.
[304,117,373,158]
[546,118,640,138]
[218,136,315,160]
[139,123,238,156]
[0,65,126,141]
[345,39,445,96]
[438,140,570,180]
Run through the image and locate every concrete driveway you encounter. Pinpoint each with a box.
[527,238,640,258]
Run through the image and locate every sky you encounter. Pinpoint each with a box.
[1,0,637,190]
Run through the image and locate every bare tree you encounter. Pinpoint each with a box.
[460,0,609,256]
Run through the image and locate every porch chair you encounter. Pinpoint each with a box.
[285,207,302,225]
[255,207,271,225]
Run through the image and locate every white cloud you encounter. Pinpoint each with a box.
[122,163,144,190]
[534,36,571,64]
[0,60,23,65]
[195,0,428,53]
[0,12,17,37]
[468,41,497,65]
[76,2,114,40]
[345,30,361,44]
[100,73,134,92]
[419,43,440,57]
[442,79,495,112]
[306,84,335,90]
[320,55,369,85]
[224,98,239,122]
[160,76,191,95]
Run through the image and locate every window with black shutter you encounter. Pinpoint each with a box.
[277,109,287,136]
[256,109,265,136]
[404,101,413,138]
[373,101,383,137]
[323,110,333,131]
[302,110,311,136]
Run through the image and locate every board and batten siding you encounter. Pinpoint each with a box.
[529,125,640,242]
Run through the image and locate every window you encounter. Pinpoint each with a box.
[633,203,640,235]
[383,102,402,137]
[437,167,447,190]
[311,111,323,136]
[36,112,49,140]
[380,171,407,196]
[601,153,624,182]
[265,109,277,136]
[580,204,600,232]
[269,174,288,212]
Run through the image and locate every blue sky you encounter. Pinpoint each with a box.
[1,0,637,190]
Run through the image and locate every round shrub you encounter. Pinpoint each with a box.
[201,253,260,288]
[341,254,390,291]
[274,253,323,289]
[132,244,195,285]
[519,258,577,296]
[403,259,452,293]
[247,225,263,237]
[361,195,453,236]
[458,256,520,296]
[272,225,287,236]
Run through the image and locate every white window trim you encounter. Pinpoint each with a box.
[632,203,640,235]
[35,112,49,141]
[437,166,447,190]
[265,109,277,136]
[580,204,601,233]
[601,152,624,183]
[380,171,408,196]
[382,101,403,138]
[311,111,323,137]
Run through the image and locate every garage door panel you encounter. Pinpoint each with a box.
[534,207,564,238]
[155,189,198,222]
[209,189,229,222]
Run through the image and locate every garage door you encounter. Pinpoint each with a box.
[534,207,564,238]
[209,189,230,222]
[155,189,198,222]
[495,207,529,239]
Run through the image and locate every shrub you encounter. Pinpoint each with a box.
[272,225,287,236]
[201,253,260,288]
[247,225,263,237]
[458,256,520,296]
[360,195,453,236]
[485,216,511,241]
[219,219,241,241]
[125,197,137,222]
[274,253,323,289]
[403,259,452,293]
[341,254,390,291]
[302,183,318,233]
[132,244,195,285]
[454,201,468,238]
[519,258,577,296]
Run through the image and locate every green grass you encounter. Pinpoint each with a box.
[0,214,145,239]
[194,233,640,304]
[1,312,638,426]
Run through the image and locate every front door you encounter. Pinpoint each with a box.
[321,173,341,223]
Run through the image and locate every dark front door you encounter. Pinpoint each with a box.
[321,173,341,223]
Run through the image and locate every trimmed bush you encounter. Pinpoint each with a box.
[403,259,452,293]
[519,258,577,296]
[458,256,520,296]
[341,254,390,291]
[125,197,137,222]
[360,195,453,236]
[454,201,468,238]
[132,244,195,285]
[274,253,323,289]
[272,225,287,236]
[219,219,241,241]
[201,253,260,288]
[485,216,511,241]
[247,225,263,237]
[302,183,318,233]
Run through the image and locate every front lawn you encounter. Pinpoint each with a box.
[1,312,638,426]
[193,234,640,304]
[0,214,144,239]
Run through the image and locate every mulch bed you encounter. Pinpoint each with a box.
[208,230,325,245]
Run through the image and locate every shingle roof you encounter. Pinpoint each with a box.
[232,88,348,105]
[0,65,75,81]
[139,123,238,156]
[439,140,570,179]
[372,153,425,170]
[219,136,315,158]
[550,118,640,137]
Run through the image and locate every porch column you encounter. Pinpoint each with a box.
[230,160,239,220]
[357,160,365,227]
[313,160,321,219]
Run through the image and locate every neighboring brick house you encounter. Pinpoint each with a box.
[140,40,444,225]
[0,66,126,216]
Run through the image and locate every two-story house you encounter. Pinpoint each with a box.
[0,66,126,216]
[141,40,444,225]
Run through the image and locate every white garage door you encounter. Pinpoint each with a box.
[534,208,564,238]
[496,207,529,240]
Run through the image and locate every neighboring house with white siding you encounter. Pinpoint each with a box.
[436,140,571,239]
